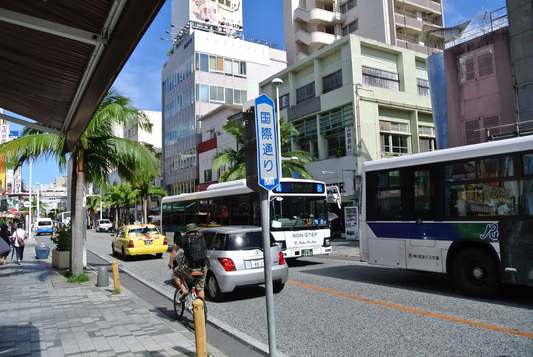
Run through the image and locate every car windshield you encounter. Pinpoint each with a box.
[270,196,329,229]
[129,226,160,236]
[99,220,110,224]
[224,231,264,250]
[38,221,52,226]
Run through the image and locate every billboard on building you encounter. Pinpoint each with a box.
[189,0,243,28]
[0,124,8,194]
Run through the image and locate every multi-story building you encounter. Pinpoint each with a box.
[259,34,435,234]
[162,0,287,195]
[283,0,444,66]
[427,6,533,149]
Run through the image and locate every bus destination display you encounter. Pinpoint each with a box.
[274,182,325,194]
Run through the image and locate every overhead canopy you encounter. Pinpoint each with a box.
[0,0,166,153]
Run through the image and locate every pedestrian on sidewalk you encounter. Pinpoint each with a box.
[0,224,11,265]
[12,223,26,265]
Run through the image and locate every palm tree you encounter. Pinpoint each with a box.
[86,195,101,229]
[213,117,316,182]
[133,174,168,224]
[116,183,138,225]
[0,88,160,275]
[103,183,124,230]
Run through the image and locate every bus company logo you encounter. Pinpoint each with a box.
[480,223,499,243]
[409,253,439,260]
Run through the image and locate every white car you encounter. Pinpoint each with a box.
[95,219,113,232]
[199,226,289,302]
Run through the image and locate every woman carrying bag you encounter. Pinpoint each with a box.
[12,223,26,265]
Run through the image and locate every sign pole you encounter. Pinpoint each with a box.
[261,188,277,356]
[254,94,280,356]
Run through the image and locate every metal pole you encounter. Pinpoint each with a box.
[36,183,40,219]
[275,86,282,176]
[28,158,32,240]
[261,188,277,356]
[100,197,102,220]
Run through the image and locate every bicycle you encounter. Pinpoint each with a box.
[173,271,207,321]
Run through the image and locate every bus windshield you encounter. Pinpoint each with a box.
[270,196,328,229]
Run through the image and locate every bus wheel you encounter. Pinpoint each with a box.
[452,248,499,298]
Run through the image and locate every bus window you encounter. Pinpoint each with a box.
[413,170,431,211]
[376,170,402,219]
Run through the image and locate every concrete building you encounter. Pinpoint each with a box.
[162,1,287,195]
[283,0,444,66]
[259,34,434,234]
[427,4,533,149]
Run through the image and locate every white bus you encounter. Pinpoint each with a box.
[56,211,71,226]
[161,178,332,259]
[360,135,533,298]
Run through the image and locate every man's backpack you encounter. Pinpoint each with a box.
[184,234,207,268]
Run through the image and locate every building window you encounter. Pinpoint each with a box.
[341,20,359,36]
[419,138,436,152]
[417,78,430,97]
[322,71,343,94]
[319,104,354,135]
[279,94,290,110]
[363,67,400,91]
[458,45,494,84]
[381,134,408,154]
[210,86,225,103]
[327,135,346,157]
[296,82,315,103]
[198,53,209,72]
[380,120,409,155]
[340,0,357,13]
[204,169,212,182]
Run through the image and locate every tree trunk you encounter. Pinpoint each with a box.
[72,152,85,275]
[143,196,148,224]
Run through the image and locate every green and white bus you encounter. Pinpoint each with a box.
[360,135,533,298]
[161,178,332,259]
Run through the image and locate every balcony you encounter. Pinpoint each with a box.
[394,0,443,15]
[294,7,345,25]
[295,29,337,47]
[395,13,424,32]
[396,38,441,54]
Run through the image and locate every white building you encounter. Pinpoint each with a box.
[162,0,287,195]
[283,0,444,66]
[258,34,435,236]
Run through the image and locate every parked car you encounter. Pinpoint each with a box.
[111,224,168,260]
[36,218,54,235]
[95,219,113,232]
[198,226,288,302]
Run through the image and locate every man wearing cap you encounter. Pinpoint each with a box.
[168,223,208,300]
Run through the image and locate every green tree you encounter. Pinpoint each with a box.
[86,195,101,229]
[212,117,316,182]
[0,88,160,275]
[133,174,168,224]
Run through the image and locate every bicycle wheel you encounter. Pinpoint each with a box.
[173,288,185,320]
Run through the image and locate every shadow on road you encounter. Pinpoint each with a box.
[301,263,533,308]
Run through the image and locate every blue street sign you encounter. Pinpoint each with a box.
[255,94,280,191]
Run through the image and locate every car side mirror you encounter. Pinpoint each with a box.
[110,234,114,237]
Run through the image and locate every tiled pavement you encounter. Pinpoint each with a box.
[0,240,228,357]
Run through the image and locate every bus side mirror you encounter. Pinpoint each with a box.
[416,217,422,225]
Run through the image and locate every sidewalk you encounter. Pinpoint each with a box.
[0,239,228,357]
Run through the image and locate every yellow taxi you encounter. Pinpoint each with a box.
[111,224,168,260]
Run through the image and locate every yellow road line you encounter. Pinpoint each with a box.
[288,280,533,339]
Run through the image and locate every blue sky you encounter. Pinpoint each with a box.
[8,0,506,187]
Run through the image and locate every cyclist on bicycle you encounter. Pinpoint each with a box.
[168,223,208,300]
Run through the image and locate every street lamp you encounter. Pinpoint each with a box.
[272,77,283,176]
[36,182,39,220]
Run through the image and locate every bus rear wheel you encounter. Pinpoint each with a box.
[452,248,500,298]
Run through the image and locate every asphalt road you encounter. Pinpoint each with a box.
[85,230,533,357]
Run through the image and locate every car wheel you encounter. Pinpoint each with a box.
[452,247,500,298]
[155,253,163,258]
[112,244,117,257]
[122,248,130,261]
[206,272,225,302]
[273,282,285,294]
